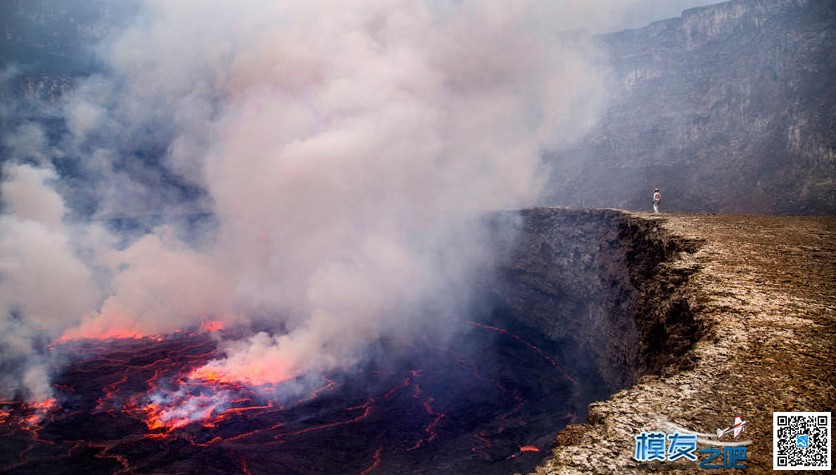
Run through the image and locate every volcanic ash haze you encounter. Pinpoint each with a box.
[1,0,632,397]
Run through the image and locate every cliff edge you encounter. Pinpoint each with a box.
[533,212,835,474]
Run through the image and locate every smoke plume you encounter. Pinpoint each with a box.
[0,0,694,398]
[0,164,98,400]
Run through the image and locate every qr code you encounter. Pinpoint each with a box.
[774,412,831,470]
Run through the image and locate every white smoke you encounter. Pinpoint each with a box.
[60,0,612,386]
[1,0,703,397]
[0,165,99,400]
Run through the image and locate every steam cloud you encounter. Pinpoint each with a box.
[1,0,678,399]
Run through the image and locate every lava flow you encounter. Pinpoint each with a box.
[0,320,585,474]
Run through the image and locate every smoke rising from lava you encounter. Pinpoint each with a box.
[0,165,99,400]
[0,0,676,399]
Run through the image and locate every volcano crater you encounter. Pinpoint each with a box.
[0,208,699,475]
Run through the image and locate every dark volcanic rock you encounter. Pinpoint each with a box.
[544,0,835,215]
[483,208,703,410]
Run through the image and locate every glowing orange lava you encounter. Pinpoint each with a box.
[189,359,294,387]
[468,321,577,385]
[189,368,229,384]
[28,399,56,410]
[142,393,230,432]
[0,398,59,427]
[2,326,572,474]
[200,320,224,332]
[57,327,149,343]
[360,446,384,475]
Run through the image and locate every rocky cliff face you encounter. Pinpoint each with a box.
[531,211,835,474]
[483,208,701,404]
[544,0,835,215]
[484,208,834,474]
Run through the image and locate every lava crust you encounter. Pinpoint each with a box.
[1,318,584,475]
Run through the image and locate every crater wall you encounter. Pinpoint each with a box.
[483,207,702,400]
[520,211,836,473]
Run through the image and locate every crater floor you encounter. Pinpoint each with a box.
[534,212,836,474]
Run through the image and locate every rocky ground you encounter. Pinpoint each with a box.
[532,212,835,474]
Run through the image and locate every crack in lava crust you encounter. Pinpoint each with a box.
[0,322,584,474]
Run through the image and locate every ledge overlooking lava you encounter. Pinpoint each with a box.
[0,208,832,475]
[532,210,835,475]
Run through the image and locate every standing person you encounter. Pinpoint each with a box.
[653,188,661,213]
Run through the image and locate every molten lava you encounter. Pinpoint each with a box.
[0,321,583,474]
[56,326,149,343]
[200,320,225,332]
